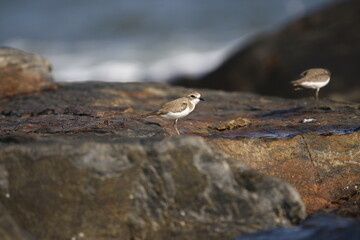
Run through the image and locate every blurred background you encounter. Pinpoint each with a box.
[0,0,336,83]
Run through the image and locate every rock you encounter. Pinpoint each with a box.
[0,47,55,98]
[208,117,251,131]
[208,132,360,213]
[0,81,359,239]
[315,190,360,219]
[175,0,360,102]
[0,202,34,240]
[234,214,360,240]
[0,137,305,240]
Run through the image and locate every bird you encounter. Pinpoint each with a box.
[145,91,204,135]
[291,68,331,100]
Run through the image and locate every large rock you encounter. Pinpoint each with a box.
[208,133,360,213]
[0,137,305,240]
[176,0,360,102]
[0,47,54,98]
[0,81,359,239]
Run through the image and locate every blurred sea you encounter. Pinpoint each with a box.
[0,0,336,82]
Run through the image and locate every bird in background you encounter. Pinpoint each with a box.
[291,68,331,100]
[145,91,204,135]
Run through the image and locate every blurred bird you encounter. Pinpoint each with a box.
[291,68,331,100]
[145,91,204,135]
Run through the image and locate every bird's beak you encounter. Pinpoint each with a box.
[199,97,205,101]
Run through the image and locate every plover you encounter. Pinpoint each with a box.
[291,68,331,100]
[146,91,204,135]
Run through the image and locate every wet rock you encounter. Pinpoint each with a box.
[0,47,55,98]
[0,82,359,214]
[176,0,360,102]
[0,81,359,239]
[0,137,305,240]
[234,214,360,240]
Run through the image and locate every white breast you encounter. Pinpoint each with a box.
[300,78,330,89]
[160,107,192,119]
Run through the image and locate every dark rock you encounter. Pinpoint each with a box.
[0,137,305,240]
[234,214,360,240]
[0,81,359,215]
[0,47,55,98]
[0,81,359,239]
[176,0,360,102]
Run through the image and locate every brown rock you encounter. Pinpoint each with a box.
[207,132,360,213]
[208,117,250,131]
[0,81,359,239]
[315,187,360,219]
[0,47,54,98]
[176,0,360,102]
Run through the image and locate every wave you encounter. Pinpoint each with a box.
[4,37,247,82]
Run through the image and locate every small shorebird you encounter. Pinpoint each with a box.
[146,91,204,135]
[291,68,331,100]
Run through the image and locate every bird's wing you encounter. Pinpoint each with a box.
[307,73,330,82]
[175,102,189,113]
[157,98,188,114]
[291,78,306,85]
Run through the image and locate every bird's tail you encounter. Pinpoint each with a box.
[291,79,302,86]
[132,112,156,121]
[290,79,304,90]
[142,111,158,119]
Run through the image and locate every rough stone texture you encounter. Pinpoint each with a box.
[0,82,359,214]
[315,190,360,219]
[0,81,359,239]
[175,0,360,102]
[208,133,360,213]
[208,118,251,131]
[0,137,305,240]
[0,203,33,240]
[235,214,360,240]
[0,47,55,98]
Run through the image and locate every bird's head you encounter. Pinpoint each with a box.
[186,91,204,105]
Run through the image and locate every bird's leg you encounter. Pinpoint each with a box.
[315,88,320,101]
[173,119,180,135]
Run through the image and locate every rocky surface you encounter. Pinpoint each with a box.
[0,136,305,240]
[235,214,360,240]
[0,81,359,240]
[0,47,55,98]
[0,203,33,240]
[175,0,360,102]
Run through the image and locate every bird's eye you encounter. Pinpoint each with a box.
[190,95,196,98]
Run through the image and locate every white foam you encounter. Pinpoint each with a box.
[55,60,144,82]
[146,47,231,81]
[4,37,242,83]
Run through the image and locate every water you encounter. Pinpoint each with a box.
[234,214,360,240]
[0,0,336,82]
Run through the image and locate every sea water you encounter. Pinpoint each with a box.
[0,0,336,82]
